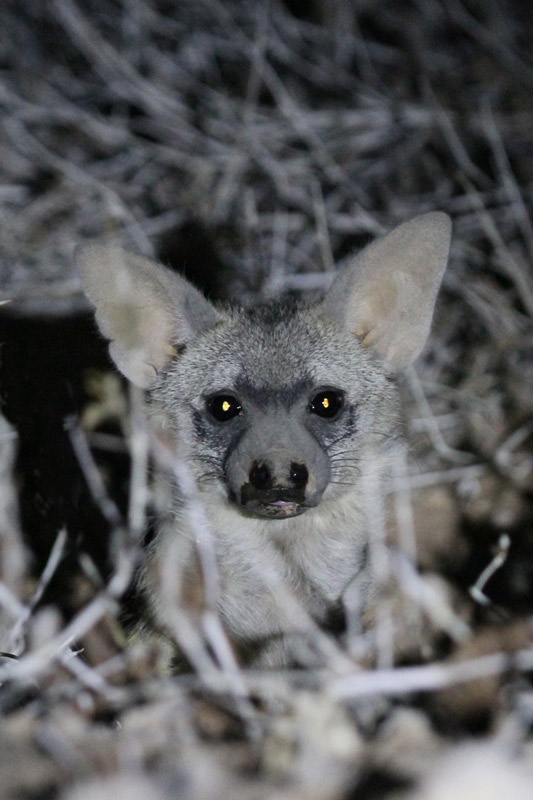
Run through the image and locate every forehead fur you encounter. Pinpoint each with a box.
[159,298,389,403]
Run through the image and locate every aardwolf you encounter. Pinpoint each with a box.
[77,212,451,667]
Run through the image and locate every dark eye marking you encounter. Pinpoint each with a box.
[206,393,242,422]
[192,408,208,438]
[308,388,345,420]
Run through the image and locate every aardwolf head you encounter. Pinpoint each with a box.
[77,213,451,520]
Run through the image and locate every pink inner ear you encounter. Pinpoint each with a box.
[321,213,451,370]
[77,244,223,387]
[108,341,158,388]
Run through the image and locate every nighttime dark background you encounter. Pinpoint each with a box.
[0,1,533,798]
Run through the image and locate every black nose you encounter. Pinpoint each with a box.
[289,461,308,489]
[249,460,273,490]
[248,460,309,491]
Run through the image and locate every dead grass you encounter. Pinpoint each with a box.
[1,1,533,797]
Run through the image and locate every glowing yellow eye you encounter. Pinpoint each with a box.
[207,394,242,422]
[309,389,344,419]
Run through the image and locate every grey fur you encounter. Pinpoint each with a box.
[76,212,452,667]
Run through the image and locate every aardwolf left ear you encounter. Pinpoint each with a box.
[321,212,451,369]
[76,245,221,388]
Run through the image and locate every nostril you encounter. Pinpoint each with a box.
[249,460,273,490]
[289,462,308,489]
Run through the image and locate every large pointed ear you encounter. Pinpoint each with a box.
[76,245,221,388]
[320,212,451,369]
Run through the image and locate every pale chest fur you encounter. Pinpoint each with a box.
[153,487,370,642]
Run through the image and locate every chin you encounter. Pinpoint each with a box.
[235,497,322,519]
[249,502,309,519]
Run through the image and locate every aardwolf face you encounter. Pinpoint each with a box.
[152,300,399,519]
[76,213,451,521]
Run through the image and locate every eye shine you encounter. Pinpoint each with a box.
[309,389,344,419]
[207,393,242,422]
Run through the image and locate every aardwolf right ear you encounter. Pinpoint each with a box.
[321,212,451,369]
[76,245,221,388]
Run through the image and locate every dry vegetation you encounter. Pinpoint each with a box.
[1,1,533,798]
